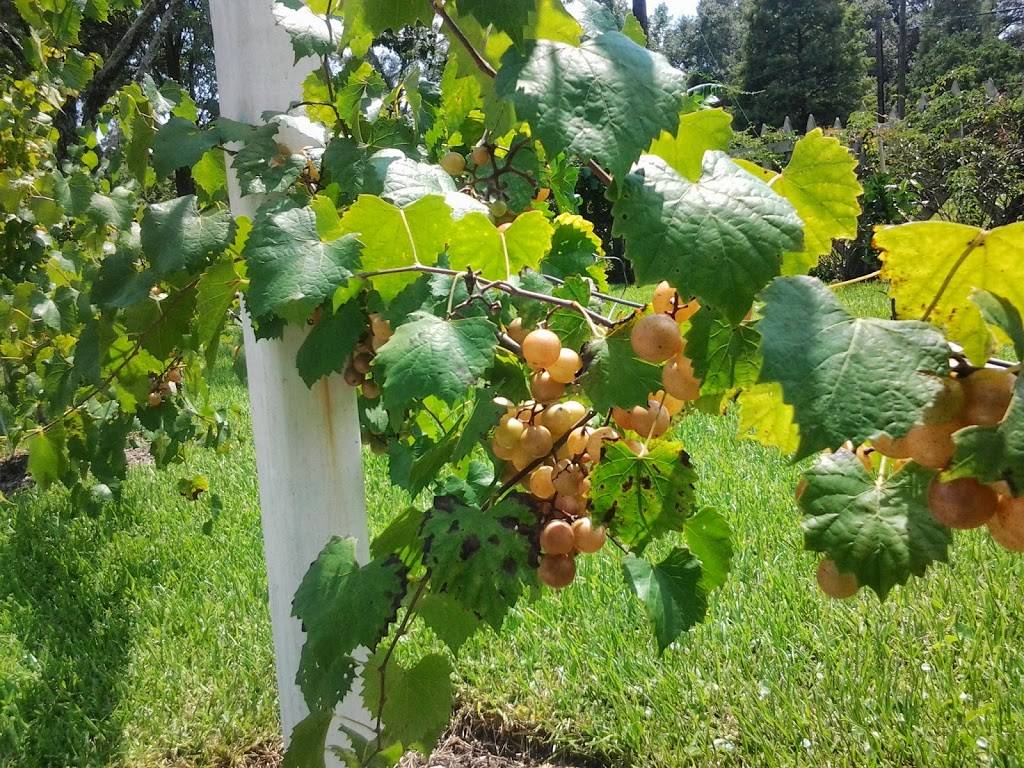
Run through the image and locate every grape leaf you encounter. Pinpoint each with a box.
[495,32,688,178]
[648,107,734,182]
[612,152,803,323]
[320,137,372,204]
[800,449,951,599]
[28,428,68,490]
[581,319,664,412]
[769,129,862,275]
[361,652,453,752]
[875,221,1024,364]
[622,547,707,653]
[295,301,366,387]
[152,117,219,177]
[684,309,761,395]
[372,153,458,208]
[684,508,733,592]
[292,537,407,711]
[191,148,227,198]
[231,120,307,196]
[282,709,333,768]
[542,212,607,289]
[244,203,362,323]
[949,377,1024,490]
[972,290,1024,360]
[735,382,800,456]
[447,210,553,281]
[759,276,950,458]
[374,312,497,411]
[590,441,697,554]
[563,0,618,37]
[339,194,451,301]
[141,195,234,275]
[417,592,482,653]
[421,495,535,628]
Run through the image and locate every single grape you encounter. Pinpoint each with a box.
[538,553,576,589]
[361,380,380,400]
[904,421,960,469]
[547,348,582,384]
[520,424,554,458]
[507,317,528,344]
[147,391,162,408]
[542,401,586,438]
[522,329,562,369]
[352,352,373,375]
[565,424,591,456]
[470,145,491,166]
[631,313,683,363]
[491,436,515,461]
[553,465,581,496]
[961,369,1016,426]
[489,200,509,218]
[928,476,998,529]
[816,558,859,599]
[922,377,964,424]
[988,495,1024,552]
[554,493,582,515]
[495,414,526,449]
[369,313,393,342]
[662,353,701,401]
[343,366,365,387]
[631,400,670,438]
[540,520,575,555]
[529,465,557,500]
[652,389,684,416]
[440,151,466,176]
[511,445,533,471]
[167,368,183,384]
[531,371,566,403]
[571,518,606,554]
[586,427,618,461]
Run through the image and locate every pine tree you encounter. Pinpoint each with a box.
[740,0,868,128]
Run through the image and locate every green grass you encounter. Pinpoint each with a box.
[3,281,1023,767]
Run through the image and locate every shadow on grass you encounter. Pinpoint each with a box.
[0,492,162,767]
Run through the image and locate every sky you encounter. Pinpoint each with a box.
[655,0,700,18]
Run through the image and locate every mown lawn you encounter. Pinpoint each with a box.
[2,283,1023,767]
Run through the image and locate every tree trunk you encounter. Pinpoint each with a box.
[632,0,648,36]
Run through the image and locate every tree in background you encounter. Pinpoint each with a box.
[740,0,868,127]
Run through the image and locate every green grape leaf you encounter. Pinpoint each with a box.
[613,152,803,323]
[563,0,618,37]
[759,276,950,458]
[296,301,366,387]
[622,547,707,653]
[875,221,1024,364]
[361,652,453,752]
[458,0,533,42]
[339,194,450,301]
[421,495,534,629]
[374,313,497,411]
[448,210,553,281]
[580,319,664,412]
[417,592,482,653]
[684,508,733,592]
[495,32,688,178]
[371,507,425,570]
[542,212,607,289]
[972,290,1024,361]
[152,117,219,177]
[342,0,429,37]
[195,257,243,351]
[141,195,234,276]
[244,203,362,323]
[231,120,307,196]
[590,441,698,554]
[684,309,761,395]
[949,378,1024,490]
[192,148,226,198]
[800,449,951,599]
[272,3,342,60]
[321,137,371,204]
[292,537,407,711]
[282,709,333,768]
[770,129,862,275]
[27,428,68,490]
[736,382,800,456]
[648,107,733,182]
[621,12,647,45]
[372,153,458,208]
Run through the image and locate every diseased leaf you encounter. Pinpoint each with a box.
[800,450,951,599]
[590,441,698,554]
[759,276,950,457]
[623,547,707,653]
[613,153,803,323]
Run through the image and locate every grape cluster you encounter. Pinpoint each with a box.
[147,365,183,408]
[343,313,392,400]
[812,367,1022,599]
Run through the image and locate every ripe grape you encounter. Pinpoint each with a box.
[816,558,859,599]
[922,377,964,424]
[167,367,183,384]
[572,518,606,553]
[961,369,1016,426]
[522,329,562,369]
[631,314,683,363]
[554,493,582,515]
[624,439,648,457]
[507,317,528,344]
[903,421,960,469]
[440,151,466,176]
[651,281,677,315]
[873,433,912,460]
[586,427,618,461]
[988,495,1024,552]
[343,366,365,387]
[540,520,575,555]
[928,477,998,529]
[352,352,373,375]
[520,424,554,458]
[147,391,162,408]
[529,465,557,499]
[631,400,670,438]
[531,372,566,403]
[471,145,491,166]
[361,380,380,400]
[652,389,684,417]
[611,407,634,431]
[495,414,526,449]
[548,348,582,384]
[542,400,586,438]
[565,425,591,456]
[662,353,701,401]
[491,436,515,461]
[553,465,581,496]
[673,299,700,324]
[512,445,533,471]
[538,553,576,588]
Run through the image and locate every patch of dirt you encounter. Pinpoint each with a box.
[125,443,155,468]
[0,453,31,496]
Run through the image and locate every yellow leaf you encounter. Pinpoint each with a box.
[737,382,800,456]
[875,220,1024,364]
[649,108,733,182]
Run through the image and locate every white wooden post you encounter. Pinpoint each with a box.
[208,0,370,754]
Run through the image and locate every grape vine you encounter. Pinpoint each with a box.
[2,1,1023,767]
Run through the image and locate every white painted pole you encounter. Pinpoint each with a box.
[208,0,370,754]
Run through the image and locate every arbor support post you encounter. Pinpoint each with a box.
[208,0,370,754]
